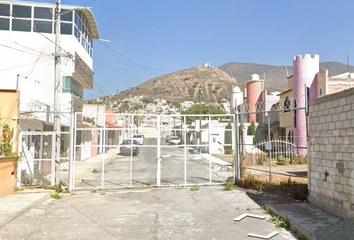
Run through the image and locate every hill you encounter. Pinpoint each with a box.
[219,61,354,93]
[115,65,238,104]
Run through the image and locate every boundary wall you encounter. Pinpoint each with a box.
[308,87,354,218]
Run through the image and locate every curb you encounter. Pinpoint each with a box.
[0,191,53,228]
[265,204,316,240]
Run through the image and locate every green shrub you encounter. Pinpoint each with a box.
[291,155,307,165]
[276,155,288,165]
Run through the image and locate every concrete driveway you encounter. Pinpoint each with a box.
[0,186,297,240]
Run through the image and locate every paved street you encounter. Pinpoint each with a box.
[0,186,297,240]
[74,138,232,189]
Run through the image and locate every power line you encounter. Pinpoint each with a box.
[94,58,171,72]
[99,41,159,78]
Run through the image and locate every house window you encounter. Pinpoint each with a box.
[12,19,31,32]
[34,20,52,33]
[62,77,82,98]
[319,86,323,97]
[284,97,290,112]
[34,7,52,20]
[0,18,9,30]
[13,5,31,18]
[0,4,10,16]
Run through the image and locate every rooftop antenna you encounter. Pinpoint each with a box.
[347,54,349,73]
[285,67,289,77]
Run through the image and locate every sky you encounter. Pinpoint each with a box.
[23,0,354,100]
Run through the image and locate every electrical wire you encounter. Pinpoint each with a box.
[99,41,159,78]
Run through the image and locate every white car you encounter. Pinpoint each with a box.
[167,135,180,145]
[133,134,144,145]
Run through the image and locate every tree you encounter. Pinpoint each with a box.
[181,105,226,124]
[250,121,256,144]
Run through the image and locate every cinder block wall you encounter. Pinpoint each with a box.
[308,87,354,218]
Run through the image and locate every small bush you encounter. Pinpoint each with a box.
[291,155,307,165]
[51,193,62,199]
[276,155,288,165]
[190,185,199,191]
[225,149,233,155]
[223,182,233,191]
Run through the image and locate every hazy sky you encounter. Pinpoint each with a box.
[23,0,354,99]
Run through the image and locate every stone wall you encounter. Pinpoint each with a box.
[308,87,354,218]
[74,53,93,89]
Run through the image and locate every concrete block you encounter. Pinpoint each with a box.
[344,104,352,112]
[326,101,332,109]
[340,193,349,201]
[344,185,351,194]
[343,153,351,161]
[343,120,351,129]
[335,121,343,129]
[329,122,335,130]
[340,98,347,106]
[333,99,339,107]
[340,112,347,121]
[340,176,347,185]
[325,115,332,123]
[336,184,344,192]
[332,114,339,122]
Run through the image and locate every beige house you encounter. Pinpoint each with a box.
[0,89,19,197]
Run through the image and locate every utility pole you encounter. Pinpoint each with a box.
[54,0,61,186]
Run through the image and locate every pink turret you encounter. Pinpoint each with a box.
[246,74,264,123]
[293,54,319,156]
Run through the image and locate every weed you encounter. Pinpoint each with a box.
[91,190,97,193]
[92,169,99,173]
[190,185,199,191]
[237,173,308,201]
[13,186,23,192]
[298,236,307,240]
[223,182,233,191]
[51,193,62,199]
[261,205,272,215]
[270,215,290,229]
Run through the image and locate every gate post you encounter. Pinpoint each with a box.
[157,115,161,186]
[68,112,75,191]
[234,101,240,183]
[51,133,56,186]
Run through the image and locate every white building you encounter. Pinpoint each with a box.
[0,0,99,133]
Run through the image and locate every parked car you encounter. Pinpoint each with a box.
[133,134,144,145]
[119,139,140,156]
[166,135,180,145]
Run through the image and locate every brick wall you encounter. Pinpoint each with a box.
[308,87,354,218]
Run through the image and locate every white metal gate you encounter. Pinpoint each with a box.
[18,131,70,187]
[71,113,235,189]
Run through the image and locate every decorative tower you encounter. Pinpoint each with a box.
[293,54,319,156]
[230,86,243,113]
[246,74,264,123]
